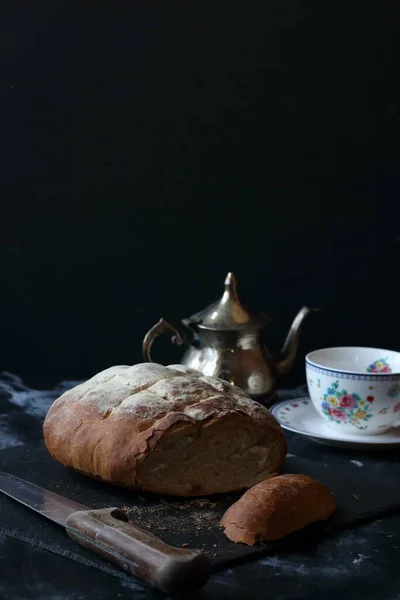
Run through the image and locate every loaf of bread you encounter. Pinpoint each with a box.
[43,363,286,496]
[220,474,335,544]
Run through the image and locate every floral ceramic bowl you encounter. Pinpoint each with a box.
[306,347,400,435]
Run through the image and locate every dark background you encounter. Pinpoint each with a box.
[1,2,399,387]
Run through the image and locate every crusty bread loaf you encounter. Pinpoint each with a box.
[43,363,286,496]
[220,474,335,544]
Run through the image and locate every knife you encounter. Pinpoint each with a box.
[0,471,211,594]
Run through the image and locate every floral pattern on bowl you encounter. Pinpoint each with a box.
[306,347,400,435]
[367,358,391,374]
[388,383,400,398]
[321,380,377,430]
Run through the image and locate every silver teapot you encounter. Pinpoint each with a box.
[142,272,318,405]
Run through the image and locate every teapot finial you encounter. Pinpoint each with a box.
[222,272,238,302]
[224,271,236,289]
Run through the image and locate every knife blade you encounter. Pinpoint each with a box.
[0,471,210,594]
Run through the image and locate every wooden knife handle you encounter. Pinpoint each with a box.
[65,507,210,594]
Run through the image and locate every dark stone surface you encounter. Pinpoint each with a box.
[2,441,400,577]
[1,374,400,599]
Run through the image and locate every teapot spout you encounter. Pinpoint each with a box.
[275,306,320,375]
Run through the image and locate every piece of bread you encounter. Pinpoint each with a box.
[220,474,335,544]
[43,363,286,496]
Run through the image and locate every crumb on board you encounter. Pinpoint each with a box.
[181,543,189,547]
[119,494,226,550]
[353,494,359,500]
[193,499,217,508]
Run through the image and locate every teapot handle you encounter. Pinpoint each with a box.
[142,318,188,363]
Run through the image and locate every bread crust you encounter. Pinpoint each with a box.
[43,363,286,496]
[220,474,336,544]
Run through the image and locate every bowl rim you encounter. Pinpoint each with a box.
[305,346,400,377]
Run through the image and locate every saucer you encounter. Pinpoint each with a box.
[271,397,400,449]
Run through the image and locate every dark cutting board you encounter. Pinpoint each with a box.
[0,442,399,583]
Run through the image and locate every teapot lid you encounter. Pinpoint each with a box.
[183,272,270,331]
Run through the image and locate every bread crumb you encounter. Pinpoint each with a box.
[181,543,189,547]
[353,494,359,500]
[196,499,211,507]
